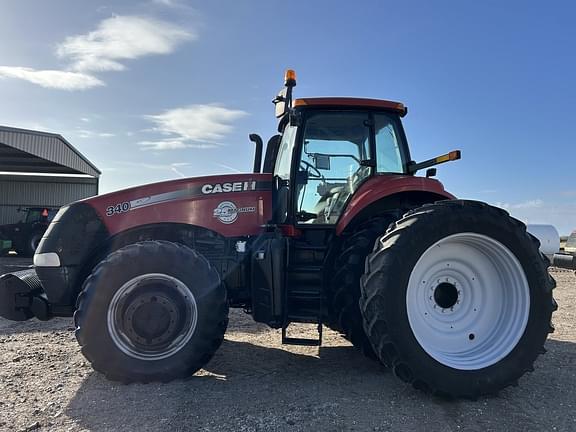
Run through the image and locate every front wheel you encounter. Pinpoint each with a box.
[17,231,42,257]
[360,200,556,398]
[74,240,229,383]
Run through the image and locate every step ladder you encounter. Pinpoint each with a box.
[282,264,324,346]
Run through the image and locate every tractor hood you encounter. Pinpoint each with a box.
[79,173,274,238]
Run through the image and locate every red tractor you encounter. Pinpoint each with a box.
[0,71,556,398]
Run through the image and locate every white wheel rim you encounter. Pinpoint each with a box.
[406,233,530,370]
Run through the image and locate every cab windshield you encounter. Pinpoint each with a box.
[24,209,43,223]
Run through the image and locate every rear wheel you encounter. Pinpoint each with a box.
[326,216,395,359]
[360,200,556,398]
[75,240,228,383]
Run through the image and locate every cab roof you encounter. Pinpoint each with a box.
[293,97,407,117]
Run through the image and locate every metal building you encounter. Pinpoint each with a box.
[0,126,100,225]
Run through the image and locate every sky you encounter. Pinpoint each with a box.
[0,0,574,233]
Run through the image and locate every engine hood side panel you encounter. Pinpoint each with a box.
[83,173,273,237]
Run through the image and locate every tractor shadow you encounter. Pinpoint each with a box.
[65,338,576,431]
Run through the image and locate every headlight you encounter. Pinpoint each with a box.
[34,252,61,267]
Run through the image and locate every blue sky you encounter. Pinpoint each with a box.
[0,0,574,233]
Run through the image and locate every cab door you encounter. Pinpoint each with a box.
[272,124,298,223]
[293,111,373,224]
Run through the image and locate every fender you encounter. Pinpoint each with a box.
[83,173,273,238]
[336,174,455,235]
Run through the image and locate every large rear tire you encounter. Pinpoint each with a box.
[326,216,395,359]
[360,200,556,398]
[74,240,228,383]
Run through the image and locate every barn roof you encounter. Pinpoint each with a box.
[0,126,100,177]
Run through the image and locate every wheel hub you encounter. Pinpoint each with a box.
[433,281,459,310]
[125,294,179,346]
[107,274,198,361]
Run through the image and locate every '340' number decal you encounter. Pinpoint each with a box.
[106,202,131,216]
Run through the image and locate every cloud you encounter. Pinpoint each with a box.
[151,0,195,12]
[74,129,116,139]
[138,139,218,150]
[118,161,191,177]
[215,163,243,173]
[152,0,178,6]
[496,199,544,210]
[57,15,194,73]
[140,105,248,150]
[0,15,193,90]
[0,66,103,90]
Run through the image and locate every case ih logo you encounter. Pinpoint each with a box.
[213,201,256,224]
[202,181,256,194]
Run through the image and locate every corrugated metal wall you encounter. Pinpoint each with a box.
[0,175,98,224]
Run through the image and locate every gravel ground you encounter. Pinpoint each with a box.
[0,256,575,432]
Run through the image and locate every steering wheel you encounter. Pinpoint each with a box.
[300,160,323,179]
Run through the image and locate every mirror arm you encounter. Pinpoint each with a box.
[407,150,461,174]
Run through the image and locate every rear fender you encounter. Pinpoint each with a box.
[336,175,455,235]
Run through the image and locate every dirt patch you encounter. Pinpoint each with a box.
[1,257,575,431]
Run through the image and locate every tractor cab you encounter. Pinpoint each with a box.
[255,70,459,229]
[273,98,410,225]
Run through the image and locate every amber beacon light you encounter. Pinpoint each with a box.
[284,69,297,87]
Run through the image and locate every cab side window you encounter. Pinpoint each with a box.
[374,114,405,173]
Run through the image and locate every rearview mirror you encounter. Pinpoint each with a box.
[314,154,331,170]
[274,88,287,118]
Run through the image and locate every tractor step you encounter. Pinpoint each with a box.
[282,322,323,346]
